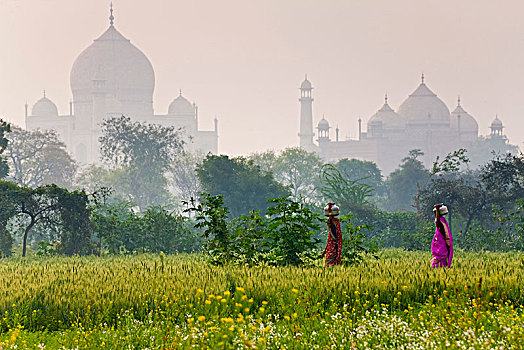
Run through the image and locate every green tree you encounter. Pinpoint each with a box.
[265,196,321,266]
[0,182,94,257]
[230,210,268,266]
[480,153,524,213]
[184,193,231,264]
[99,116,184,210]
[0,119,10,179]
[167,151,204,203]
[5,127,76,188]
[248,150,277,174]
[319,163,374,223]
[273,147,323,203]
[92,201,200,254]
[196,155,288,217]
[336,158,383,195]
[0,180,21,257]
[384,149,429,212]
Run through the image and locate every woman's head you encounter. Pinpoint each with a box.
[433,203,448,218]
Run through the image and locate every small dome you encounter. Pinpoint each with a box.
[300,78,312,90]
[397,77,450,123]
[32,95,58,117]
[491,116,503,127]
[368,97,404,130]
[450,98,478,132]
[168,93,194,115]
[318,117,329,130]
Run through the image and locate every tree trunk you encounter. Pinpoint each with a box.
[22,216,36,257]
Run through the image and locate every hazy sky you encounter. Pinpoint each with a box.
[1,0,523,156]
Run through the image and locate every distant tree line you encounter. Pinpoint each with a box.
[0,115,523,259]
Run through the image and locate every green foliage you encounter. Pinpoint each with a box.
[5,126,76,188]
[92,201,199,254]
[265,196,321,266]
[184,193,231,264]
[384,149,429,212]
[0,119,10,179]
[431,148,469,175]
[319,164,374,209]
[272,147,324,202]
[196,155,288,217]
[36,241,56,256]
[338,216,377,265]
[99,116,184,210]
[336,158,384,195]
[0,181,95,257]
[230,210,268,266]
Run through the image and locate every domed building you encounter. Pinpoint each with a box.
[25,6,218,164]
[299,75,491,173]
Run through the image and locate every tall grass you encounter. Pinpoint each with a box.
[0,249,522,334]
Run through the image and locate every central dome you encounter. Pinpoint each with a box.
[397,78,450,123]
[70,24,155,102]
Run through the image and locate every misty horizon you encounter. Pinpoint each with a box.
[1,0,523,157]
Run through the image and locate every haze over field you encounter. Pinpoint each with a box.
[1,0,523,155]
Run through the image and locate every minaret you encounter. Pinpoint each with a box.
[298,74,315,151]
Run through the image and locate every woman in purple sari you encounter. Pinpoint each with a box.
[430,203,453,268]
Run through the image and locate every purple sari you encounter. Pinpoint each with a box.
[431,216,453,268]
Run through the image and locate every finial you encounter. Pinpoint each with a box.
[384,93,388,104]
[43,89,46,98]
[109,2,114,26]
[421,72,425,84]
[179,89,182,96]
[457,96,461,106]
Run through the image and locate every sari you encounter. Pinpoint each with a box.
[431,216,453,268]
[324,216,343,266]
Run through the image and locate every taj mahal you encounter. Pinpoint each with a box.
[299,75,509,174]
[25,6,218,164]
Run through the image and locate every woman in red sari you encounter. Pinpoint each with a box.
[321,203,343,266]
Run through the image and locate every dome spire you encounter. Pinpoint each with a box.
[384,93,388,105]
[109,2,114,26]
[179,89,182,96]
[43,89,46,98]
[421,72,425,84]
[457,95,461,107]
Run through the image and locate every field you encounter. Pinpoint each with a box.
[0,250,523,349]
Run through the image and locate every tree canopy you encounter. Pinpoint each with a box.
[99,116,185,210]
[0,119,11,179]
[196,154,288,217]
[5,126,76,188]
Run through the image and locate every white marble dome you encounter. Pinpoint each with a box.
[70,25,155,101]
[168,93,194,115]
[368,97,404,130]
[397,78,450,123]
[32,95,58,117]
[450,98,478,132]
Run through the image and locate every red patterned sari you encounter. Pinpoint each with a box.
[323,216,343,266]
